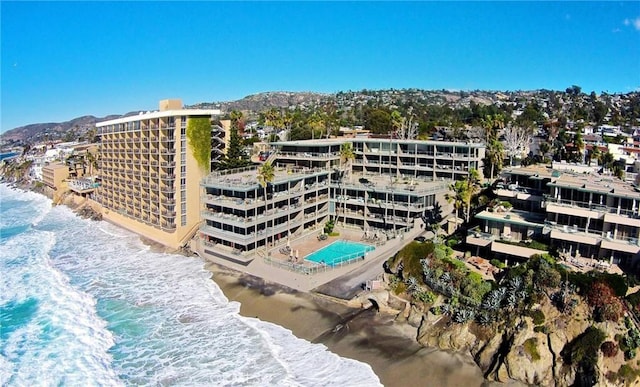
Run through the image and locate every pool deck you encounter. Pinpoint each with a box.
[200,218,430,298]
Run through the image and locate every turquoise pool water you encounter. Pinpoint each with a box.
[305,240,375,266]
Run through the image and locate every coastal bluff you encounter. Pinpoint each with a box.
[354,284,632,386]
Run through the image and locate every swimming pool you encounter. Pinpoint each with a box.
[305,240,375,266]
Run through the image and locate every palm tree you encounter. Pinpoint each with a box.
[486,139,504,181]
[590,145,601,166]
[85,150,97,176]
[463,169,481,223]
[573,131,585,163]
[446,168,481,230]
[445,181,467,232]
[339,142,355,226]
[257,162,275,254]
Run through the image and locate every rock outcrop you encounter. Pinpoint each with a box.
[76,204,102,221]
[354,285,636,386]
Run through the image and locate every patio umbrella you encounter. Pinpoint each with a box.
[295,250,299,262]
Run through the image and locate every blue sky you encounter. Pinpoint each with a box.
[2,1,639,132]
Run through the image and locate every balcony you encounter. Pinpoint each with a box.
[161,222,176,231]
[200,225,258,244]
[547,223,601,245]
[161,210,176,218]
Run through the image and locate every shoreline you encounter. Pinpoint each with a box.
[2,181,492,386]
[206,261,493,387]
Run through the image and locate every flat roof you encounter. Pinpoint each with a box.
[548,173,640,199]
[272,138,485,148]
[501,165,556,179]
[503,165,640,200]
[96,109,221,127]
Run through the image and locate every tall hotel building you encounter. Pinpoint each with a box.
[96,99,222,249]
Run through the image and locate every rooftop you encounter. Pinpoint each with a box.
[272,138,486,148]
[96,109,221,127]
[201,165,451,195]
[549,172,640,199]
[501,164,640,199]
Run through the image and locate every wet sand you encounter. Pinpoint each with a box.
[206,262,495,387]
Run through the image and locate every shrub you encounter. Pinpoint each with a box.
[442,256,466,270]
[617,364,640,384]
[568,272,595,294]
[598,298,625,322]
[328,232,340,237]
[523,338,541,361]
[625,349,637,361]
[562,326,607,366]
[447,238,459,247]
[392,242,437,280]
[627,290,640,309]
[530,309,546,326]
[415,290,435,304]
[599,273,628,297]
[392,281,407,295]
[461,279,492,304]
[490,259,505,269]
[587,282,617,308]
[534,326,549,334]
[601,341,619,357]
[570,272,628,297]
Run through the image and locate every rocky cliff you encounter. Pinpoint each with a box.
[357,288,632,386]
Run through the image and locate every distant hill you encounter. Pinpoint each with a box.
[1,115,120,143]
[1,91,329,144]
[189,91,330,112]
[3,88,638,145]
[0,111,153,143]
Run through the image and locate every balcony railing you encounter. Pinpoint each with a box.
[544,221,640,246]
[544,196,639,219]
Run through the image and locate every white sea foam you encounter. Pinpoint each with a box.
[0,184,381,386]
[0,228,121,386]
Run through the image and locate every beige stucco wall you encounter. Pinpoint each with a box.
[42,163,70,190]
[101,207,182,249]
[159,99,182,111]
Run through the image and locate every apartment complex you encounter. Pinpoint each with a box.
[198,138,485,264]
[96,99,222,249]
[467,165,640,271]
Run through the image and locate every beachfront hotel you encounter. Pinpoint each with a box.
[467,164,640,271]
[196,138,485,264]
[95,99,223,249]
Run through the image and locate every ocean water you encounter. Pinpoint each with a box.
[0,184,381,386]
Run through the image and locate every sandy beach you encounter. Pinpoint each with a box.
[206,262,497,387]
